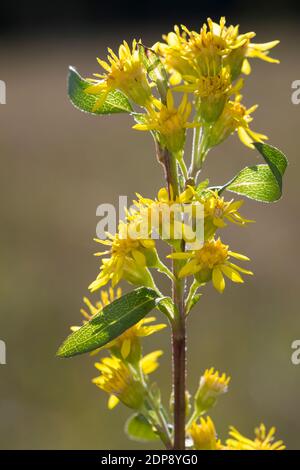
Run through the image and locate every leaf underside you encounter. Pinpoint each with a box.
[68,66,133,115]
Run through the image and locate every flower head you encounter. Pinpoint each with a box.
[85,40,151,109]
[201,367,230,393]
[157,18,279,85]
[169,238,253,293]
[93,351,163,409]
[208,94,268,149]
[89,221,157,291]
[93,355,145,410]
[189,417,222,450]
[195,367,230,412]
[132,186,199,244]
[133,91,199,153]
[226,423,285,450]
[200,190,253,239]
[105,316,166,363]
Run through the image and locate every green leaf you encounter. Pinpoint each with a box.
[57,287,160,358]
[225,165,282,202]
[125,414,159,442]
[138,44,168,103]
[220,143,288,203]
[195,179,209,196]
[254,142,288,184]
[186,293,202,314]
[156,296,175,320]
[68,66,133,115]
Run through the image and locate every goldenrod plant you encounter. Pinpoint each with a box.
[57,17,287,450]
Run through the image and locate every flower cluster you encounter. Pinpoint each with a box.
[85,17,279,163]
[154,18,278,156]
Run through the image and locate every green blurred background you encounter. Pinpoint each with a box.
[0,1,300,449]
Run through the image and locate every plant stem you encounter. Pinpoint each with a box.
[189,111,210,181]
[159,145,187,449]
[171,276,186,449]
[146,394,173,449]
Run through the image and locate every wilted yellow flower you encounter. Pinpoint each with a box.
[208,94,268,149]
[168,238,253,293]
[93,351,163,409]
[226,423,285,450]
[189,417,222,450]
[195,367,230,412]
[89,221,158,291]
[85,40,151,109]
[133,91,199,153]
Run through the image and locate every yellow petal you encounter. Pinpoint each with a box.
[141,350,163,374]
[132,249,146,267]
[108,395,120,409]
[121,339,131,359]
[212,267,225,293]
[179,260,199,277]
[228,262,253,276]
[237,127,254,148]
[241,58,251,75]
[221,265,244,283]
[167,252,192,260]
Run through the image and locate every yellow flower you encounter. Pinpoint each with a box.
[168,238,253,293]
[132,186,198,243]
[158,18,238,80]
[70,287,122,333]
[93,355,145,410]
[200,367,230,395]
[176,67,233,122]
[81,287,122,321]
[189,417,222,450]
[157,18,279,84]
[154,26,196,85]
[85,40,151,109]
[105,316,166,362]
[241,40,280,75]
[200,190,253,239]
[136,185,195,207]
[209,94,268,149]
[133,91,199,153]
[89,221,157,291]
[195,367,230,412]
[226,423,285,450]
[93,351,163,410]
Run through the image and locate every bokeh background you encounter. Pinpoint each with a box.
[0,0,300,450]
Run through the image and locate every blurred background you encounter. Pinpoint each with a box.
[0,0,299,450]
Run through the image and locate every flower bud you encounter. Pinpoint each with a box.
[194,367,230,413]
